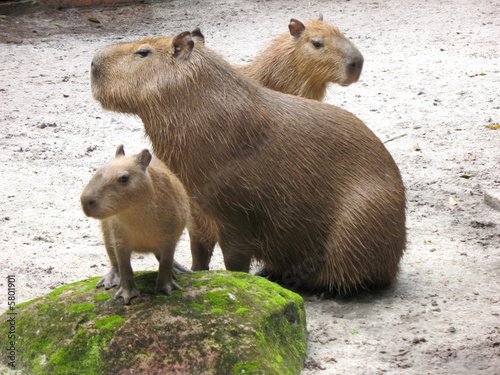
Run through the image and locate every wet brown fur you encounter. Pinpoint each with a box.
[90,32,406,295]
[80,145,191,303]
[236,18,364,101]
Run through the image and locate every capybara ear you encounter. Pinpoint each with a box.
[289,19,306,39]
[318,13,324,21]
[137,149,152,169]
[191,28,205,45]
[115,144,125,157]
[172,31,195,60]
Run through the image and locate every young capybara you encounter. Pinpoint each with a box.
[236,16,364,101]
[80,145,191,304]
[90,31,406,295]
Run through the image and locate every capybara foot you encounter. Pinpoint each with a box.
[255,268,279,282]
[173,260,195,275]
[155,280,181,296]
[96,268,120,289]
[114,286,140,305]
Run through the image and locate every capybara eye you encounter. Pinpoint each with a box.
[118,175,130,184]
[311,39,324,48]
[135,48,152,58]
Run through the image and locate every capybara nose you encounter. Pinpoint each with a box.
[87,199,97,209]
[91,49,108,80]
[91,57,100,80]
[81,196,98,216]
[347,51,364,82]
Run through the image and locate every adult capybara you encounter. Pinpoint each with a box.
[236,16,364,101]
[80,145,191,304]
[189,22,363,271]
[90,31,406,295]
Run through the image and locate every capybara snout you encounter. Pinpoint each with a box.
[342,41,364,85]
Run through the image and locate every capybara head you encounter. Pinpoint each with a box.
[91,31,206,115]
[238,16,364,101]
[81,145,154,219]
[288,16,364,87]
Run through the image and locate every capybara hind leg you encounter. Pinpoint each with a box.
[156,244,181,295]
[189,205,218,271]
[155,253,194,275]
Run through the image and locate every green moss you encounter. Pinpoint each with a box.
[87,313,98,321]
[203,289,241,310]
[16,297,41,309]
[94,315,125,331]
[93,293,111,301]
[171,309,181,316]
[47,329,108,375]
[71,284,95,296]
[0,271,306,375]
[233,361,262,374]
[67,303,95,315]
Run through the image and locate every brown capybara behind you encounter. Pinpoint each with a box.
[236,16,364,101]
[90,31,406,295]
[80,145,191,304]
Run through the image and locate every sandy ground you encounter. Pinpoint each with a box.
[0,0,499,374]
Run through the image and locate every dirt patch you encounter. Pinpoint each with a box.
[1,1,499,374]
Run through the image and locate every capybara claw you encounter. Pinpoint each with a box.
[173,260,195,275]
[114,286,141,305]
[156,281,181,296]
[96,269,120,289]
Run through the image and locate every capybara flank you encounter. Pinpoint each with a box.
[90,31,406,295]
[236,16,364,101]
[80,145,191,304]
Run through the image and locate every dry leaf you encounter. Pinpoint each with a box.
[485,124,500,130]
[424,240,432,245]
[53,23,62,27]
[459,174,475,179]
[88,18,100,23]
[449,196,459,206]
[478,73,487,76]
[412,143,421,151]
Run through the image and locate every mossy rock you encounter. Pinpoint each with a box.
[0,271,307,375]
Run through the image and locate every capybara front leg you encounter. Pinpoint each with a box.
[114,248,140,304]
[97,224,120,289]
[218,232,252,273]
[190,235,216,271]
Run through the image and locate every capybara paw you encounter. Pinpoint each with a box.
[255,268,279,281]
[96,269,120,289]
[173,260,195,275]
[155,280,181,296]
[114,286,140,305]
